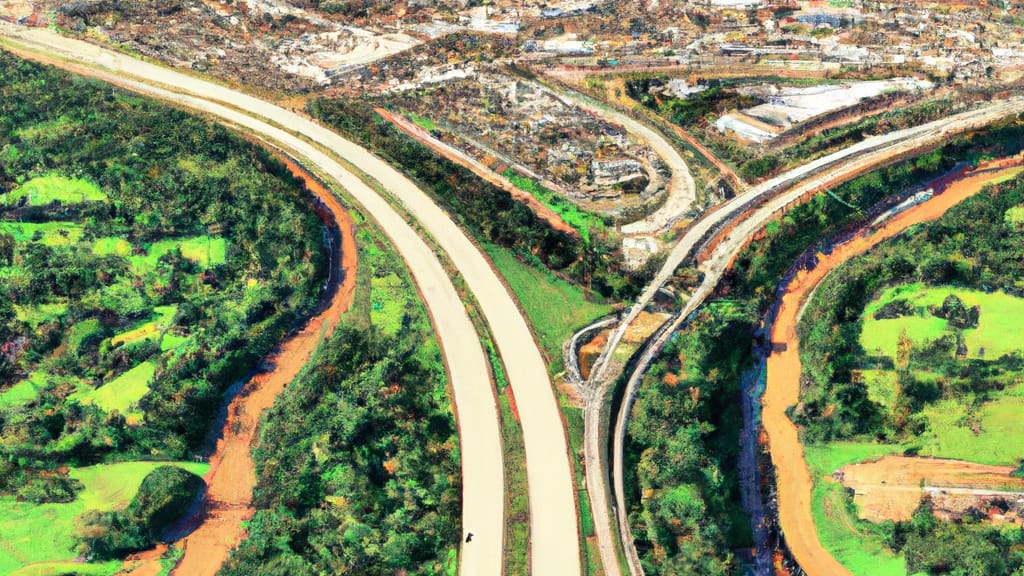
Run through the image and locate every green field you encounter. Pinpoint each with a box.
[13,302,68,329]
[1006,204,1024,225]
[0,222,84,246]
[2,174,106,206]
[804,443,907,576]
[0,372,47,410]
[917,384,1024,465]
[370,273,409,336]
[116,236,227,274]
[861,284,1024,360]
[0,461,207,575]
[111,305,177,347]
[502,170,608,244]
[71,361,157,416]
[484,243,611,371]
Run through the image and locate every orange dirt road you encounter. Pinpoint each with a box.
[122,158,358,576]
[764,159,1023,576]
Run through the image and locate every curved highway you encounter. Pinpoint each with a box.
[0,23,581,576]
[542,83,697,237]
[584,95,1024,576]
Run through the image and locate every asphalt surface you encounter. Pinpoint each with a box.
[0,24,582,576]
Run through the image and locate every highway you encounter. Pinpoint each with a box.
[580,95,1024,576]
[0,23,582,576]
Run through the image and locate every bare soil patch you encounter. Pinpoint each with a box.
[840,456,1024,523]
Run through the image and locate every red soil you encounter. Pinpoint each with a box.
[123,156,358,576]
[763,158,1023,575]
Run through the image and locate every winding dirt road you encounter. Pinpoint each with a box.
[0,24,531,576]
[766,160,1024,575]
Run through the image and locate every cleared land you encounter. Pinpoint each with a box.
[840,456,1024,523]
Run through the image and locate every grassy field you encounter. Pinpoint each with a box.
[370,273,409,336]
[917,383,1024,465]
[409,113,437,132]
[856,369,899,410]
[502,170,608,245]
[483,244,611,372]
[0,461,207,575]
[72,361,157,415]
[111,305,177,347]
[1006,204,1024,225]
[2,174,106,206]
[0,222,84,246]
[0,371,46,410]
[804,443,907,576]
[861,284,1024,360]
[126,236,227,273]
[13,302,68,329]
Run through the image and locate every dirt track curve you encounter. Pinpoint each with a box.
[0,24,531,576]
[766,159,1024,575]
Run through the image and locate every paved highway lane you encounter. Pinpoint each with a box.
[0,24,540,576]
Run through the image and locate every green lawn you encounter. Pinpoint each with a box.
[0,372,46,410]
[483,244,611,371]
[861,284,1024,360]
[126,236,227,274]
[370,273,409,336]
[0,461,206,574]
[917,384,1024,465]
[72,361,157,415]
[2,174,106,206]
[804,442,907,576]
[409,113,437,132]
[0,222,83,246]
[13,302,68,329]
[111,305,177,347]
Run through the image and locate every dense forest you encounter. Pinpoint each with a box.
[0,53,323,497]
[625,117,1024,574]
[308,97,642,300]
[223,224,460,575]
[626,302,754,575]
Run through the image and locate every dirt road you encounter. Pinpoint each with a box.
[765,160,1024,575]
[0,24,520,576]
[121,156,359,576]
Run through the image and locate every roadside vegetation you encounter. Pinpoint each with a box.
[624,117,1024,574]
[307,97,640,301]
[222,222,460,574]
[625,302,754,575]
[0,52,325,570]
